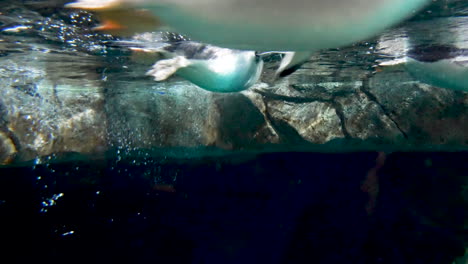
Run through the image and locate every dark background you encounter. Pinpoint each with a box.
[0,152,466,264]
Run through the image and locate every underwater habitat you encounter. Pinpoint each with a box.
[0,0,467,263]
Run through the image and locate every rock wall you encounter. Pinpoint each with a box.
[0,1,467,165]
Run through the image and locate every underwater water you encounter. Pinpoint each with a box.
[1,152,467,263]
[0,0,467,263]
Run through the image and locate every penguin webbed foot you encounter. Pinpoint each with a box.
[146,56,191,81]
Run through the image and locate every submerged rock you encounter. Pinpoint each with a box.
[0,1,467,165]
[0,54,107,165]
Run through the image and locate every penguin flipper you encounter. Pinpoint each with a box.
[276,51,313,77]
[146,56,192,81]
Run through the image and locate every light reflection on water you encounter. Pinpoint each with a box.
[0,4,466,95]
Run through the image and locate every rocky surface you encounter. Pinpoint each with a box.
[0,50,108,164]
[0,1,467,165]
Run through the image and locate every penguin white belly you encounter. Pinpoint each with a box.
[174,52,263,93]
[123,32,264,92]
[139,0,430,51]
[405,58,468,92]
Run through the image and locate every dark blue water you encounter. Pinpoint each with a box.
[0,152,466,264]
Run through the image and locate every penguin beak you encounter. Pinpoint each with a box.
[65,1,163,36]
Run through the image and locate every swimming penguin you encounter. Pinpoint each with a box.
[378,44,468,92]
[405,45,468,92]
[66,0,431,76]
[118,32,264,93]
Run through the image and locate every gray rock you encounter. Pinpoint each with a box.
[104,80,214,150]
[0,0,467,165]
[368,70,468,148]
[0,50,107,165]
[0,131,17,164]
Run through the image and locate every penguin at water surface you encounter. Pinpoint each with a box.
[406,45,468,92]
[118,32,264,93]
[67,0,431,90]
[379,45,468,92]
[66,0,430,50]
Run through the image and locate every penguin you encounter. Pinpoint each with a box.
[378,44,468,92]
[405,45,468,92]
[118,32,264,93]
[66,0,431,76]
